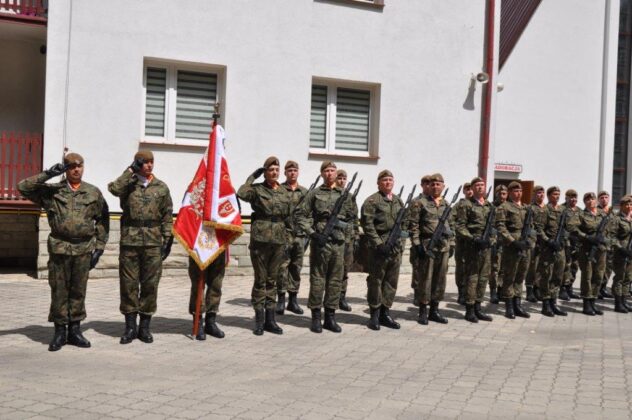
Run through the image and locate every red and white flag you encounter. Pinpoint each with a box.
[173,123,243,269]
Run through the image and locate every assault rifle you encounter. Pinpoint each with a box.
[294,174,320,209]
[518,206,534,257]
[425,185,462,259]
[551,209,568,253]
[477,201,496,254]
[588,213,611,263]
[352,180,363,201]
[623,231,632,272]
[397,185,404,199]
[383,185,416,252]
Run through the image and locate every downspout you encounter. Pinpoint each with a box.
[479,0,495,179]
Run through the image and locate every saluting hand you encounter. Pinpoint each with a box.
[251,167,265,179]
[44,163,69,178]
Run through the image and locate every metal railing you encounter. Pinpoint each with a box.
[0,131,43,200]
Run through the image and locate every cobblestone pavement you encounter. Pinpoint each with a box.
[1,270,632,420]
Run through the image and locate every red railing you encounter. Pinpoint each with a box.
[0,0,47,20]
[0,132,43,200]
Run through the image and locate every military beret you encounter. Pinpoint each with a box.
[336,169,347,178]
[507,181,522,190]
[598,190,609,198]
[495,185,508,193]
[565,189,578,198]
[134,150,154,161]
[534,185,544,193]
[320,161,336,172]
[63,152,84,166]
[583,192,596,201]
[463,182,472,189]
[429,173,444,183]
[546,186,560,195]
[263,156,279,169]
[378,169,393,180]
[421,175,431,184]
[620,195,632,205]
[284,160,299,170]
[470,177,484,186]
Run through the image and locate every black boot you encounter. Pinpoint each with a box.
[137,314,153,343]
[504,298,515,319]
[48,323,67,352]
[417,304,428,325]
[310,308,322,333]
[513,297,530,318]
[474,302,493,321]
[67,321,91,348]
[591,299,603,315]
[550,298,567,316]
[195,314,206,341]
[600,286,613,299]
[368,307,380,331]
[120,313,138,344]
[379,306,400,329]
[428,301,448,324]
[275,293,285,315]
[264,308,283,334]
[541,299,554,317]
[457,287,466,306]
[622,296,632,311]
[526,286,537,303]
[205,312,225,338]
[614,296,628,313]
[582,299,595,316]
[533,286,542,302]
[413,289,420,307]
[287,292,304,314]
[464,304,478,323]
[339,291,352,312]
[490,286,499,304]
[558,286,570,301]
[323,308,342,333]
[253,309,264,336]
[567,285,580,299]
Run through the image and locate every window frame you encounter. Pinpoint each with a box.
[141,58,226,147]
[308,77,380,159]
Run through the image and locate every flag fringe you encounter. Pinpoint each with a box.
[172,228,241,270]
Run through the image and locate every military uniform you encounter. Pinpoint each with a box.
[18,153,109,351]
[452,191,470,305]
[341,194,359,309]
[597,199,615,299]
[610,198,632,312]
[526,195,547,302]
[489,185,508,304]
[188,253,226,340]
[560,193,581,299]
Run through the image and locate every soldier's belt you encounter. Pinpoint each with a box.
[126,220,161,228]
[50,234,92,244]
[253,216,284,223]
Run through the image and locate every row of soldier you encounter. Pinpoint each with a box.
[18,152,632,351]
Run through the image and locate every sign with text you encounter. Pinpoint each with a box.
[494,163,522,173]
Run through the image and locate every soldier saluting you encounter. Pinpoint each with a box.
[18,153,109,351]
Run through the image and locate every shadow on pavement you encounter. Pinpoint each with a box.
[0,324,50,345]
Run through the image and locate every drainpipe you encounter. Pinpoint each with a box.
[479,0,496,180]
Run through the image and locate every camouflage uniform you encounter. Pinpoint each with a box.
[536,203,567,301]
[108,170,173,316]
[569,209,608,300]
[278,181,308,295]
[561,203,581,291]
[611,206,632,311]
[452,197,469,302]
[342,196,359,295]
[526,202,547,297]
[409,192,424,299]
[489,196,506,301]
[597,204,615,296]
[188,254,225,315]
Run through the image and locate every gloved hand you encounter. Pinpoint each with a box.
[449,245,455,258]
[310,232,327,247]
[473,237,490,250]
[89,249,104,270]
[415,244,426,258]
[512,240,529,251]
[547,239,562,252]
[130,157,144,173]
[44,163,69,178]
[161,237,174,261]
[376,243,391,256]
[251,167,266,179]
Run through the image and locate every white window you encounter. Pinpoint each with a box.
[142,60,224,145]
[309,79,380,157]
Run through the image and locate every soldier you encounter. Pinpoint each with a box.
[559,189,581,300]
[276,160,308,316]
[109,151,173,344]
[489,184,508,304]
[237,156,290,335]
[361,170,405,330]
[611,195,632,313]
[568,192,609,316]
[409,173,454,325]
[410,175,431,306]
[336,169,358,312]
[453,182,473,306]
[18,153,109,351]
[188,253,226,340]
[495,181,533,319]
[526,185,547,303]
[535,186,568,317]
[597,190,615,299]
[455,177,494,323]
[295,161,353,333]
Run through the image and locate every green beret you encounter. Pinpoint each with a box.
[507,181,522,190]
[583,192,596,201]
[421,175,431,184]
[598,190,609,198]
[546,186,560,195]
[284,160,299,170]
[620,195,632,205]
[469,177,484,186]
[320,161,336,172]
[495,185,508,193]
[134,150,154,161]
[429,173,444,183]
[63,152,84,166]
[378,169,393,180]
[263,156,279,169]
[534,185,544,193]
[565,189,578,198]
[336,169,347,178]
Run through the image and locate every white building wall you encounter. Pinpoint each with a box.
[494,0,619,197]
[44,0,489,211]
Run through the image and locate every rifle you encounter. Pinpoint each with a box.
[442,188,449,199]
[518,206,534,257]
[623,229,632,272]
[588,213,611,263]
[294,174,320,210]
[425,185,462,259]
[477,201,496,255]
[485,186,492,199]
[352,180,363,201]
[305,172,358,250]
[384,185,416,251]
[551,209,568,254]
[397,185,404,199]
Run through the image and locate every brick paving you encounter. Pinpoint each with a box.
[1,270,632,419]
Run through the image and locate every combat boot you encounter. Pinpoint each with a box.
[526,286,537,303]
[567,285,580,299]
[622,295,632,311]
[558,286,570,301]
[339,291,352,312]
[489,286,499,304]
[48,323,67,352]
[614,296,628,313]
[264,308,283,334]
[600,285,613,299]
[368,307,380,331]
[310,308,322,333]
[137,314,154,343]
[120,313,138,344]
[457,287,466,306]
[533,286,542,302]
[474,302,493,322]
[591,299,603,316]
[504,298,515,319]
[417,304,428,325]
[323,308,342,333]
[194,314,206,341]
[379,305,400,329]
[287,292,304,314]
[275,293,285,315]
[413,289,420,307]
[513,297,530,318]
[205,312,225,338]
[428,301,448,324]
[582,299,595,316]
[464,304,478,323]
[253,309,264,336]
[541,299,554,317]
[550,298,567,316]
[67,321,91,348]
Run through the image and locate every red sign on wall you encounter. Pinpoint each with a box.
[494,163,522,173]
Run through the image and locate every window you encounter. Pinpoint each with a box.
[309,79,380,157]
[143,60,224,145]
